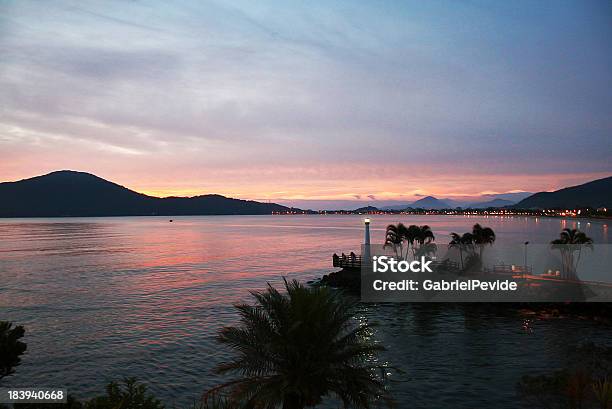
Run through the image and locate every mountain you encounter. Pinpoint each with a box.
[513,176,612,209]
[0,170,293,217]
[467,198,514,209]
[440,198,463,208]
[409,196,451,209]
[379,204,411,211]
[483,192,532,203]
[353,206,378,213]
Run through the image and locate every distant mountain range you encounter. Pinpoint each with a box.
[467,198,514,209]
[410,196,450,209]
[2,171,609,216]
[0,171,294,217]
[370,176,612,211]
[379,196,515,210]
[513,176,612,209]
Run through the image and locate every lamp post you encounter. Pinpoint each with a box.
[523,241,529,275]
[363,218,371,271]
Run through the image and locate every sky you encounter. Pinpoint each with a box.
[1,0,611,209]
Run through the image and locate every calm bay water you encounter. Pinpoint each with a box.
[0,215,610,408]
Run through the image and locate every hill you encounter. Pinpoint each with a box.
[353,206,378,213]
[409,196,450,209]
[467,198,514,209]
[513,176,612,209]
[0,170,293,217]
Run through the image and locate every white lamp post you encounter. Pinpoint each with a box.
[363,218,371,270]
[523,241,529,275]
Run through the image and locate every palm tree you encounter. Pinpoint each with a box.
[384,223,406,259]
[0,321,27,381]
[410,225,435,260]
[205,279,391,409]
[472,224,496,261]
[448,232,474,270]
[551,228,594,279]
[403,225,420,259]
[416,225,435,246]
[415,242,437,260]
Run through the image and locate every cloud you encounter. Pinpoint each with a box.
[1,0,610,199]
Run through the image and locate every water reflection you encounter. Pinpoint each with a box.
[0,215,610,408]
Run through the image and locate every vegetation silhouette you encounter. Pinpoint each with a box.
[384,223,436,260]
[448,224,496,272]
[384,222,407,259]
[0,321,27,381]
[550,229,594,279]
[448,232,474,270]
[472,223,496,260]
[11,378,164,409]
[204,279,392,409]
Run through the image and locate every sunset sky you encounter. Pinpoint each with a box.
[1,1,611,209]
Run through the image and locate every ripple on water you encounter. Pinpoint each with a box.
[0,216,610,408]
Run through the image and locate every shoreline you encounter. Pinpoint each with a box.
[0,213,610,221]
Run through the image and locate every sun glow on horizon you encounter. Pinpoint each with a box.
[1,1,610,210]
[124,171,611,208]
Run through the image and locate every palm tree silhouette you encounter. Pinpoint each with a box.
[409,225,435,260]
[0,321,27,381]
[551,228,593,279]
[384,223,406,259]
[448,232,474,270]
[206,279,391,409]
[472,223,496,261]
[417,225,435,245]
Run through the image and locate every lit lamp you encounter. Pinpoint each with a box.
[363,218,371,270]
[364,218,371,245]
[523,241,530,275]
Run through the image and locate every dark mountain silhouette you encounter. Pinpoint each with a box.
[379,204,410,211]
[409,196,450,209]
[484,191,532,202]
[0,170,294,217]
[467,198,514,209]
[353,206,378,212]
[513,176,612,209]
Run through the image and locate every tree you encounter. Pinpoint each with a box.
[415,225,435,247]
[410,225,436,260]
[551,229,594,279]
[448,232,474,270]
[384,224,436,261]
[0,321,27,381]
[86,378,164,409]
[403,225,420,259]
[13,379,162,409]
[471,224,495,261]
[384,223,406,259]
[206,279,391,409]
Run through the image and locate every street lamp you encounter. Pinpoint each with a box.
[364,218,371,245]
[523,241,530,275]
[363,218,371,268]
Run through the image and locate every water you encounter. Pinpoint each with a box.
[0,215,610,408]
